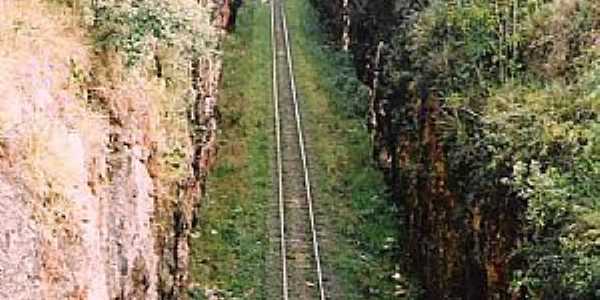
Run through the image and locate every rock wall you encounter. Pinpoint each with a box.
[0,0,224,299]
[311,1,522,299]
[156,51,222,300]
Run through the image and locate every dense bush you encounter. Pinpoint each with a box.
[502,64,600,299]
[330,53,370,119]
[409,1,501,92]
[522,0,600,80]
[91,0,216,66]
[331,0,600,298]
[408,0,600,298]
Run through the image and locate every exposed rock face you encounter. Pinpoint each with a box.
[218,0,242,31]
[311,1,521,299]
[393,96,522,299]
[0,1,223,299]
[156,51,222,300]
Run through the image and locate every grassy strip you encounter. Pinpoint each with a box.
[189,1,272,299]
[283,0,416,298]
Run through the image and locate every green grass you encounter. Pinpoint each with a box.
[190,0,416,298]
[283,0,416,298]
[189,1,273,299]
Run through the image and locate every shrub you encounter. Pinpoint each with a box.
[521,0,600,80]
[92,0,216,66]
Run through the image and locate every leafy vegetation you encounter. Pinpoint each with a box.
[312,0,599,298]
[50,0,217,67]
[92,0,216,66]
[410,1,599,298]
[381,0,599,298]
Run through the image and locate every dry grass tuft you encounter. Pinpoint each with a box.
[1,0,221,297]
[524,0,600,78]
[0,0,102,233]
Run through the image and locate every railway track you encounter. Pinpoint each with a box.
[270,0,326,299]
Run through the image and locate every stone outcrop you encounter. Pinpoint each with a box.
[0,0,224,299]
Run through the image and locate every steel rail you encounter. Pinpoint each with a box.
[271,0,327,298]
[271,0,289,298]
